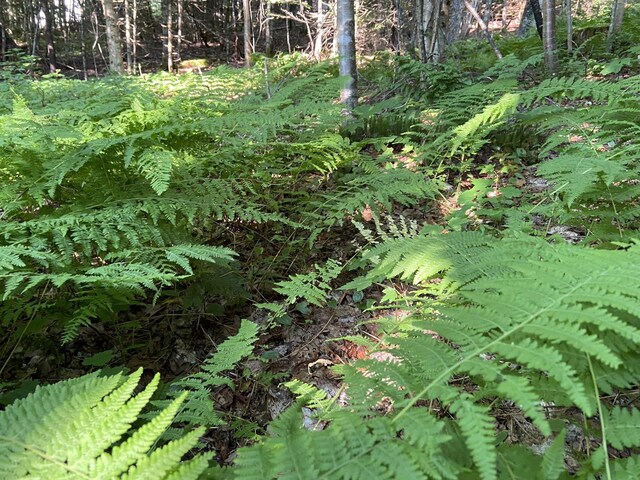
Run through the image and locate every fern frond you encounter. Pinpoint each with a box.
[325,232,640,478]
[152,320,259,432]
[603,407,640,450]
[273,259,343,307]
[0,369,209,480]
[450,93,520,154]
[234,406,461,479]
[132,147,175,195]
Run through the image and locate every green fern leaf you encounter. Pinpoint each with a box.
[604,407,640,450]
[0,369,209,480]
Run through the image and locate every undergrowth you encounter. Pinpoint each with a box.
[2,11,640,477]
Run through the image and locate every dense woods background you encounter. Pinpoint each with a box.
[1,0,630,75]
[1,0,640,478]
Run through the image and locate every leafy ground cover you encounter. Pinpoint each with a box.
[1,10,640,479]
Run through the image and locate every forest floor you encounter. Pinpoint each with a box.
[2,19,640,473]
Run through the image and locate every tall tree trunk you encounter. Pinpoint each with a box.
[417,0,445,62]
[124,0,133,73]
[530,0,543,39]
[265,0,273,56]
[337,0,357,110]
[566,0,572,52]
[0,0,9,61]
[542,0,557,74]
[606,0,626,51]
[80,4,88,79]
[176,0,182,62]
[102,0,125,73]
[166,0,173,72]
[243,0,252,66]
[132,0,138,72]
[484,0,492,26]
[31,1,40,57]
[314,0,325,59]
[447,0,465,44]
[502,0,508,30]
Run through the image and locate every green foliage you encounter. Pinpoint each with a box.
[0,368,211,479]
[272,259,343,307]
[234,406,461,479]
[3,33,640,479]
[153,320,259,436]
[240,232,640,479]
[522,75,640,242]
[0,60,436,342]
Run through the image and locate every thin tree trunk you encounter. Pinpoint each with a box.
[447,0,465,44]
[484,0,492,25]
[231,0,238,58]
[566,0,572,52]
[502,0,508,31]
[429,0,442,59]
[464,0,503,59]
[337,0,357,110]
[132,0,138,73]
[264,0,272,57]
[530,0,543,39]
[80,5,88,79]
[31,4,40,57]
[286,5,292,54]
[166,0,173,72]
[542,0,557,74]
[243,0,252,66]
[124,0,133,73]
[102,0,125,73]
[177,0,182,62]
[1,24,5,61]
[314,0,325,59]
[606,0,626,51]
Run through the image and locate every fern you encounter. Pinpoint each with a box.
[239,232,640,479]
[151,320,259,435]
[234,406,462,479]
[449,92,521,154]
[0,62,360,343]
[602,406,640,451]
[0,369,211,479]
[272,259,343,307]
[523,74,640,241]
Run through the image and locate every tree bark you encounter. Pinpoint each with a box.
[102,0,125,74]
[132,0,138,73]
[124,0,133,73]
[542,0,557,74]
[502,0,508,30]
[41,0,57,72]
[265,0,273,57]
[530,0,543,39]
[166,0,173,72]
[0,23,18,60]
[243,0,252,66]
[417,0,443,62]
[177,0,183,62]
[314,0,326,59]
[606,0,626,51]
[447,0,465,44]
[566,0,572,52]
[337,0,357,110]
